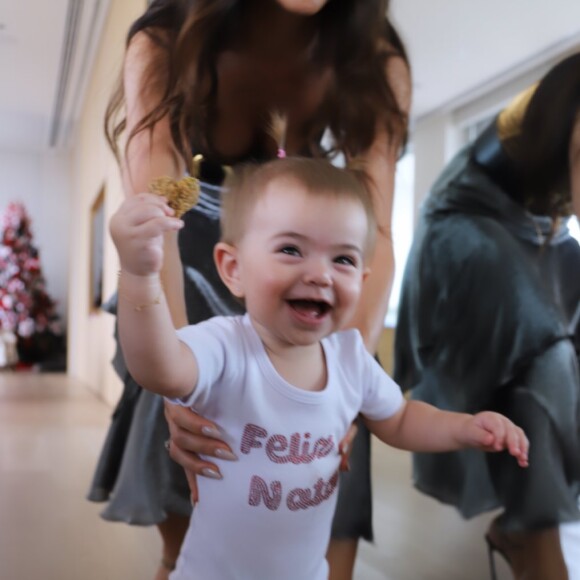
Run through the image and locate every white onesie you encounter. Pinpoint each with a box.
[169,314,404,580]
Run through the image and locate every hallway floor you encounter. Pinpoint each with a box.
[0,372,509,580]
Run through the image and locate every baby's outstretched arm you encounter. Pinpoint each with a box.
[111,193,198,399]
[367,400,529,468]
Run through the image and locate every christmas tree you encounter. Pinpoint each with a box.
[0,202,63,366]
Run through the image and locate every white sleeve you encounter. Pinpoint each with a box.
[167,316,238,411]
[348,330,405,421]
[359,353,404,420]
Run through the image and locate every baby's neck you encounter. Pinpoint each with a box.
[263,340,327,393]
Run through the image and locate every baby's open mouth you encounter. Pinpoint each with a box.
[288,299,331,319]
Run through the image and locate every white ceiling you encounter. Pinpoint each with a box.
[1,0,580,153]
[391,0,580,119]
[0,0,108,153]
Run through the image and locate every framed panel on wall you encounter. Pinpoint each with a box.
[89,186,105,313]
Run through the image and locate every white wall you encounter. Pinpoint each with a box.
[411,45,580,222]
[412,112,462,220]
[0,149,71,326]
[67,0,145,406]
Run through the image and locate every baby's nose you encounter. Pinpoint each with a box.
[303,260,332,286]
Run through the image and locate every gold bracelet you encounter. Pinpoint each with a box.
[117,271,163,312]
[149,175,200,218]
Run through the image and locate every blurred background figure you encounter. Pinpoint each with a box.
[394,52,580,580]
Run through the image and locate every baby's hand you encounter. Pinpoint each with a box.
[459,411,529,468]
[110,193,183,276]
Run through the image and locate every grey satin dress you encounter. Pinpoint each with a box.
[394,145,580,531]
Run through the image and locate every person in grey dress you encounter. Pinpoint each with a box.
[394,52,580,580]
[87,1,412,578]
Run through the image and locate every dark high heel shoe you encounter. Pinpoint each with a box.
[484,517,569,580]
[485,533,499,580]
[485,528,511,580]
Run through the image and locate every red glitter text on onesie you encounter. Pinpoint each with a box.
[242,423,339,512]
[240,423,334,464]
[248,476,282,510]
[286,471,339,511]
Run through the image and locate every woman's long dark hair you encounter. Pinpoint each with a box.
[508,52,580,216]
[105,0,409,165]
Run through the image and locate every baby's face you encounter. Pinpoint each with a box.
[234,177,369,350]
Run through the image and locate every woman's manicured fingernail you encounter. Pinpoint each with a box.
[341,443,349,455]
[202,426,222,439]
[201,468,222,479]
[215,449,238,461]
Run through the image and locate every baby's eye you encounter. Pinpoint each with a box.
[334,255,357,267]
[279,245,301,257]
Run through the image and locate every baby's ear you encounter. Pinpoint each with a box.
[214,242,244,298]
[362,266,371,284]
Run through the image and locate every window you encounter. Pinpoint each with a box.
[385,149,415,327]
[569,216,580,242]
[462,113,496,145]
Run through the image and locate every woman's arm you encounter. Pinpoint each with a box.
[120,33,218,483]
[120,33,240,494]
[121,31,188,328]
[346,55,412,352]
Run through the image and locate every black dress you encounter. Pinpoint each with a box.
[394,144,580,531]
[88,178,374,539]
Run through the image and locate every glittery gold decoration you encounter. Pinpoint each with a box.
[149,176,200,218]
[190,154,204,179]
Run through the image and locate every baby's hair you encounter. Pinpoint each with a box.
[220,157,377,258]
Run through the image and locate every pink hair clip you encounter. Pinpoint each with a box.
[277,148,286,159]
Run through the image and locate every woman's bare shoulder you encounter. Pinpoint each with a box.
[125,29,169,74]
[123,29,170,110]
[373,34,411,110]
